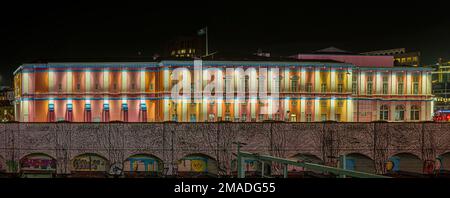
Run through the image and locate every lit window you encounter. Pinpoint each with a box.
[395,105,405,121]
[338,84,343,93]
[321,83,327,93]
[321,114,327,121]
[306,83,312,92]
[380,105,389,121]
[410,105,420,121]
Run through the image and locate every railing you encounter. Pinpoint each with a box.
[236,151,390,178]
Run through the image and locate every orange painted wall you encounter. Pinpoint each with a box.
[34,72,49,93]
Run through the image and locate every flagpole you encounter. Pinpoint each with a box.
[205,26,209,56]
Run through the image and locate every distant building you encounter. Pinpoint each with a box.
[0,87,14,122]
[361,48,421,67]
[291,47,433,122]
[432,58,450,111]
[164,36,205,58]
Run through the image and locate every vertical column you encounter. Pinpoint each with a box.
[21,101,29,122]
[284,99,289,120]
[22,73,29,94]
[314,67,320,92]
[347,69,352,93]
[268,98,273,119]
[330,99,335,121]
[103,70,109,91]
[330,69,336,92]
[234,99,239,120]
[427,73,432,95]
[284,68,290,92]
[300,98,306,122]
[121,70,127,92]
[420,101,426,121]
[300,67,306,92]
[391,72,397,95]
[346,99,353,122]
[250,98,256,120]
[140,70,146,92]
[163,98,169,121]
[218,98,223,120]
[49,70,55,92]
[429,100,434,121]
[421,72,427,95]
[202,98,208,121]
[86,71,91,93]
[163,68,169,92]
[67,71,73,93]
[359,71,366,94]
[390,104,396,122]
[376,72,382,94]
[406,71,412,95]
[182,99,188,122]
[375,101,381,121]
[405,102,411,121]
[314,98,320,121]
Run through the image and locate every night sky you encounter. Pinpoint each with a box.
[1,1,449,86]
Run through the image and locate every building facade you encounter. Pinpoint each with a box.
[13,58,434,122]
[432,59,450,111]
[361,48,421,67]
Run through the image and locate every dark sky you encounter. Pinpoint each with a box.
[1,1,449,86]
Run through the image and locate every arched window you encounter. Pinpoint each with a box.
[380,105,389,121]
[395,105,405,121]
[410,105,420,121]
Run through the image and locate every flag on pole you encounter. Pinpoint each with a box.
[197,27,207,36]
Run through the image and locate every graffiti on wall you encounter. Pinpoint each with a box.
[231,159,261,172]
[179,157,209,172]
[72,154,108,172]
[19,154,56,172]
[0,156,5,172]
[124,154,162,172]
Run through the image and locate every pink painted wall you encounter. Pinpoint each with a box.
[292,54,394,67]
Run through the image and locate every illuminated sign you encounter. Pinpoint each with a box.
[436,97,450,103]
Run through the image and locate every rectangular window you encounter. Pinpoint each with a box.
[338,84,343,93]
[321,114,327,121]
[337,101,344,107]
[306,114,312,122]
[291,80,298,92]
[225,103,231,113]
[335,114,341,122]
[306,83,312,92]
[321,83,327,93]
[320,101,327,107]
[77,83,81,90]
[291,101,297,106]
[413,83,419,94]
[259,114,264,121]
[190,114,196,122]
[338,73,344,81]
[352,83,357,94]
[398,83,404,94]
[410,109,420,121]
[367,83,373,95]
[383,83,388,94]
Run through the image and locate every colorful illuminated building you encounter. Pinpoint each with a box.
[13,55,434,122]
